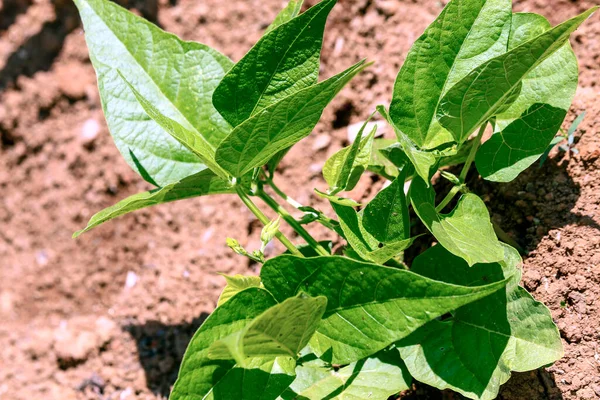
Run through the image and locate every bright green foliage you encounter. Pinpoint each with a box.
[390,0,512,149]
[410,177,504,266]
[398,244,562,400]
[260,255,509,364]
[438,8,596,143]
[215,60,368,177]
[323,121,376,193]
[74,0,233,186]
[208,294,327,366]
[217,274,262,307]
[73,170,234,237]
[281,349,411,399]
[73,0,595,398]
[213,0,335,127]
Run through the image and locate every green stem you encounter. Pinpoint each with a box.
[435,185,462,213]
[459,123,487,182]
[235,186,303,257]
[266,177,304,209]
[258,189,330,256]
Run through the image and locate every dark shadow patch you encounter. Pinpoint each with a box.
[0,0,32,32]
[123,313,209,397]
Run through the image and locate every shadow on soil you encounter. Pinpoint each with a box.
[124,313,209,397]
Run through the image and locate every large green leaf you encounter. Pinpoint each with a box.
[265,0,305,33]
[121,73,230,178]
[171,287,295,400]
[260,255,509,364]
[215,61,368,177]
[74,170,234,238]
[409,176,504,266]
[75,0,233,186]
[438,7,597,143]
[323,122,376,193]
[362,175,409,243]
[209,294,327,366]
[280,349,411,400]
[475,103,567,182]
[390,0,512,149]
[475,13,578,182]
[213,0,336,127]
[397,244,562,400]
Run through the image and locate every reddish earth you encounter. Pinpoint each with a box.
[0,0,599,399]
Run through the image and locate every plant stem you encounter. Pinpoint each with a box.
[459,123,487,182]
[235,186,303,257]
[266,177,304,209]
[435,185,462,213]
[258,189,330,256]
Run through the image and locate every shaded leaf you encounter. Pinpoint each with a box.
[362,175,410,243]
[390,0,512,149]
[74,170,233,237]
[75,0,233,186]
[217,275,262,307]
[397,244,562,400]
[409,176,504,266]
[215,61,368,177]
[475,103,567,182]
[438,7,597,143]
[281,349,411,400]
[260,255,509,363]
[213,0,336,127]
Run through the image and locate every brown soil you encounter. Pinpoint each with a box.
[0,0,598,399]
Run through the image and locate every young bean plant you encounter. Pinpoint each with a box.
[73,0,597,398]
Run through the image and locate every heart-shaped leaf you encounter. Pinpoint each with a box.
[75,0,233,186]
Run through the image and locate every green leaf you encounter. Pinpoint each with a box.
[475,13,579,182]
[390,0,512,149]
[74,0,233,186]
[409,176,504,266]
[217,275,262,307]
[331,201,415,264]
[367,139,402,180]
[377,106,437,183]
[265,0,304,33]
[323,121,376,193]
[74,170,233,238]
[475,103,567,182]
[215,61,368,177]
[171,287,295,400]
[213,0,336,127]
[209,294,327,366]
[315,189,361,207]
[362,175,410,243]
[438,7,597,144]
[260,255,509,364]
[120,73,230,179]
[281,349,411,400]
[397,244,562,400]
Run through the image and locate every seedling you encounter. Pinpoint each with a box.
[73,0,596,398]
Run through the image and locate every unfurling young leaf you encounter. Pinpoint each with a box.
[323,119,377,193]
[261,217,281,251]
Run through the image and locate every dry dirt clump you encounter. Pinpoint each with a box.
[0,0,599,399]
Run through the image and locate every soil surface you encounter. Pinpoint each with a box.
[1,0,599,399]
